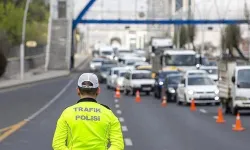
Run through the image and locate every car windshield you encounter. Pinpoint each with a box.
[167,76,182,85]
[103,61,116,65]
[188,72,206,76]
[92,59,103,63]
[165,54,196,66]
[202,69,218,74]
[114,70,119,75]
[127,62,136,65]
[237,69,250,88]
[159,71,179,78]
[188,76,214,85]
[119,72,126,77]
[100,66,114,72]
[132,73,151,79]
[101,51,113,55]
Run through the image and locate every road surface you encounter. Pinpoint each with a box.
[0,62,250,150]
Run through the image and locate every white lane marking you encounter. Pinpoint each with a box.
[116,110,122,114]
[115,104,120,108]
[122,126,128,131]
[213,116,218,119]
[114,99,119,103]
[119,117,124,122]
[199,109,207,113]
[25,79,74,121]
[124,138,133,146]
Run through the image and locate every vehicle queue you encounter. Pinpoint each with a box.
[89,47,246,115]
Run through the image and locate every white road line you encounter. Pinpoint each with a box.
[199,109,207,113]
[115,104,120,108]
[122,126,128,131]
[116,110,122,114]
[124,138,133,146]
[119,117,124,122]
[25,79,74,121]
[114,99,119,103]
[213,116,218,119]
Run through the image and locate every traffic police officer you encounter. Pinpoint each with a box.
[52,73,124,150]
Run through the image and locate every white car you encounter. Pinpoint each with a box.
[176,75,219,105]
[106,67,127,89]
[200,66,218,81]
[183,70,208,78]
[89,58,105,71]
[123,70,155,95]
[114,70,127,91]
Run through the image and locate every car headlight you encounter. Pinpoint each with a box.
[90,64,94,68]
[168,87,175,93]
[117,80,123,85]
[187,90,194,95]
[214,89,219,94]
[159,81,163,85]
[235,96,248,100]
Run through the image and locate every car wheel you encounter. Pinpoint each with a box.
[132,90,136,96]
[146,91,150,95]
[154,91,157,98]
[107,84,110,89]
[125,89,130,95]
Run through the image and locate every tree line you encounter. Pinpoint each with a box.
[0,0,49,77]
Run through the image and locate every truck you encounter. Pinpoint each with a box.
[150,37,174,73]
[218,58,250,115]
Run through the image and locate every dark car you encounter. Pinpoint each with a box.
[97,64,117,83]
[154,70,180,98]
[163,74,182,102]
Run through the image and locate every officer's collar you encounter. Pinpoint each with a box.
[77,98,97,103]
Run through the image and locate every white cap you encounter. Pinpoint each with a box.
[78,73,99,88]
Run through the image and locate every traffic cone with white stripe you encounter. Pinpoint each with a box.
[135,90,141,103]
[216,107,225,123]
[115,86,121,99]
[161,95,167,107]
[190,99,196,111]
[232,113,245,131]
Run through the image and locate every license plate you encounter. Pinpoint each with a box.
[142,87,151,91]
[199,95,210,98]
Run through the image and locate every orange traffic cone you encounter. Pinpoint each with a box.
[232,113,245,131]
[135,90,141,103]
[190,99,196,111]
[161,96,167,107]
[114,86,121,99]
[216,107,225,123]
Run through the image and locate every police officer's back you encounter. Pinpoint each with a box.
[52,73,124,150]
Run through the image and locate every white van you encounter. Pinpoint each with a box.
[219,61,250,115]
[106,67,127,89]
[99,47,114,60]
[123,70,155,95]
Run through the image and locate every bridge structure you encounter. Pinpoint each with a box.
[46,0,250,71]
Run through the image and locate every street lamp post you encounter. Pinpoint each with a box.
[20,0,31,80]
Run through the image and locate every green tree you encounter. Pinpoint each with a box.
[221,25,246,59]
[174,25,188,48]
[187,25,196,50]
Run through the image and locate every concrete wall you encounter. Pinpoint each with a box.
[2,46,46,78]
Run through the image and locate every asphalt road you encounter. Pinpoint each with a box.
[0,63,250,149]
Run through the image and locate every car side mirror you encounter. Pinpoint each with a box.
[231,76,235,83]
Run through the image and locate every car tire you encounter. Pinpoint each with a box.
[132,90,136,96]
[154,91,157,98]
[125,89,130,95]
[146,91,150,95]
[107,84,110,89]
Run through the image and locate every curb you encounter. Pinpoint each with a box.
[0,56,90,90]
